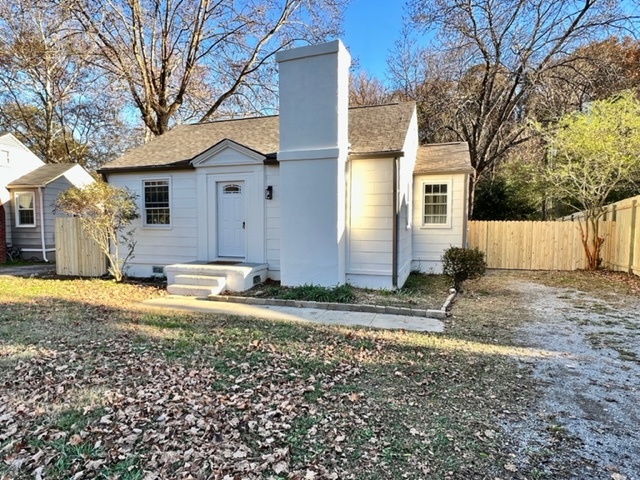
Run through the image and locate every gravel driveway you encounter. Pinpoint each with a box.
[502,276,640,479]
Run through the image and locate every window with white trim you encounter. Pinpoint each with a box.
[15,192,36,227]
[143,179,171,226]
[423,182,450,226]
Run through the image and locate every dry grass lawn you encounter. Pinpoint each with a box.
[1,269,636,479]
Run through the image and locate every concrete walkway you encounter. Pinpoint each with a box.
[143,296,444,332]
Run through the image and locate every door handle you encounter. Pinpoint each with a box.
[242,221,245,229]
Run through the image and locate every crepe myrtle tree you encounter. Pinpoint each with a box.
[541,91,640,270]
[55,181,139,281]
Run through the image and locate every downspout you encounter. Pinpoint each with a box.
[392,157,399,289]
[463,173,470,248]
[38,186,49,262]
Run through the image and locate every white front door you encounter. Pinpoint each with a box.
[217,181,245,257]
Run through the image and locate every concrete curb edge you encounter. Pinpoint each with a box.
[208,294,448,319]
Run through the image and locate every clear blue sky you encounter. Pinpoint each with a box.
[342,0,407,82]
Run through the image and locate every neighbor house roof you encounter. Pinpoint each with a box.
[6,163,77,188]
[100,102,416,172]
[414,142,474,175]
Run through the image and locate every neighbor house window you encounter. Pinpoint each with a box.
[15,192,36,227]
[423,182,450,226]
[143,179,171,226]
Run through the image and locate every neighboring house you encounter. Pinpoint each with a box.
[0,133,94,262]
[99,40,473,294]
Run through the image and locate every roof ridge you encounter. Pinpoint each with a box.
[347,101,412,110]
[186,102,415,127]
[189,113,280,127]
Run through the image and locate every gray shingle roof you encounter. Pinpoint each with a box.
[7,163,76,187]
[101,103,416,171]
[414,142,474,175]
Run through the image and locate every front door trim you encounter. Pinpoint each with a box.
[217,180,246,258]
[200,168,265,264]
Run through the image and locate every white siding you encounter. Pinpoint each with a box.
[10,188,42,253]
[412,173,468,273]
[397,107,418,287]
[0,133,44,246]
[107,171,199,277]
[265,165,281,279]
[346,157,393,288]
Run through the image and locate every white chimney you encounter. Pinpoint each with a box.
[276,40,351,286]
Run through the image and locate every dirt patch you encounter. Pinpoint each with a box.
[491,274,640,479]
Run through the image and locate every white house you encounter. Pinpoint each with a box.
[99,40,473,294]
[0,133,95,262]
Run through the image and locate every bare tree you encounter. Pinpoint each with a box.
[531,36,640,123]
[72,0,347,139]
[349,70,392,106]
[0,0,129,166]
[402,0,634,214]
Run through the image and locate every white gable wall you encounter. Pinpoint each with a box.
[412,172,469,273]
[106,146,270,278]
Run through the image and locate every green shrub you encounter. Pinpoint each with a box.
[271,283,355,303]
[442,247,487,291]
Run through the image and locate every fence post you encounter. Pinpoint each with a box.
[628,200,637,274]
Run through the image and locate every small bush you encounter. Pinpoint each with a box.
[442,247,487,291]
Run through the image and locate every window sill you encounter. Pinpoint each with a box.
[420,224,452,230]
[142,224,173,230]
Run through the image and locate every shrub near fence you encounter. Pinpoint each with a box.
[468,220,616,271]
[573,195,639,275]
[55,217,107,277]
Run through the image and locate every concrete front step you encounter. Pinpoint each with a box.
[174,274,226,287]
[165,262,268,293]
[167,284,225,297]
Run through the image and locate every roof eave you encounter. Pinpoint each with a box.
[98,162,196,175]
[348,150,405,159]
[6,183,45,189]
[413,168,475,176]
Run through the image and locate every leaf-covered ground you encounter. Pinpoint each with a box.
[1,271,637,479]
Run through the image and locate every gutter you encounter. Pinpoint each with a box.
[349,150,405,160]
[98,163,194,175]
[463,173,470,247]
[392,157,399,289]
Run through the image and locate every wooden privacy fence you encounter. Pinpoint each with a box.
[589,196,640,275]
[55,217,107,276]
[468,220,617,271]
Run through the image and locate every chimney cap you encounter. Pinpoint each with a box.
[276,39,348,64]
